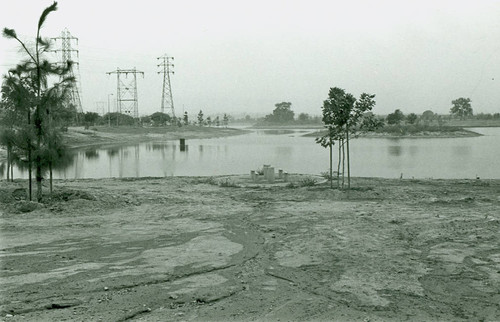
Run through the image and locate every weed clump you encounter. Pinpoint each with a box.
[219,178,239,188]
[299,177,317,187]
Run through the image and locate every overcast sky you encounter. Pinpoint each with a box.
[1,0,500,117]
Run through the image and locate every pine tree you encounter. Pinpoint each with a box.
[3,2,75,201]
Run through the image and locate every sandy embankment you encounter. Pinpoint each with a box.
[63,126,248,148]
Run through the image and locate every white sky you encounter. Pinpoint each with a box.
[1,0,500,117]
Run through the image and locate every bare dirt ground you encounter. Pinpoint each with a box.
[1,175,500,321]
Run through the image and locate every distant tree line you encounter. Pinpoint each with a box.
[77,110,231,128]
[256,102,322,125]
[377,97,500,130]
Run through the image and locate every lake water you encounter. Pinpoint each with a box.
[3,127,500,180]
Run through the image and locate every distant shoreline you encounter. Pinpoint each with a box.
[0,126,249,163]
[248,124,323,130]
[63,125,249,149]
[302,128,483,139]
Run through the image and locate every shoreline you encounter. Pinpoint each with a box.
[2,174,500,185]
[63,125,249,149]
[249,124,323,129]
[303,128,483,138]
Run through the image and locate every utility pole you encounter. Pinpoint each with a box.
[108,93,113,127]
[106,68,144,123]
[51,28,83,114]
[157,55,175,118]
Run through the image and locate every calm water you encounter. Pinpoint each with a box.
[3,127,500,180]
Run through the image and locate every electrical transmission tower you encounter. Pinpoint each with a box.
[157,55,175,117]
[106,68,144,120]
[52,28,83,113]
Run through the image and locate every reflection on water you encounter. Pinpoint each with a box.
[2,127,500,179]
[275,146,293,159]
[409,146,418,156]
[107,147,119,157]
[260,129,295,135]
[452,146,472,156]
[1,150,75,179]
[151,143,166,151]
[84,149,99,159]
[388,145,403,156]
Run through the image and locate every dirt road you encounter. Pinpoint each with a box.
[1,176,499,321]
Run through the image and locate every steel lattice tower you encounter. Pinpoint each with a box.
[157,55,175,117]
[106,68,144,119]
[52,28,83,113]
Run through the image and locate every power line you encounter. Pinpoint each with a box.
[157,54,175,117]
[51,28,83,113]
[106,68,144,120]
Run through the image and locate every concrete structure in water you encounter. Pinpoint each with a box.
[267,167,275,183]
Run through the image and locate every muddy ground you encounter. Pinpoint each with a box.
[0,175,499,321]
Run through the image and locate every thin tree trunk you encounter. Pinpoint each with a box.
[35,109,43,202]
[35,25,42,203]
[35,107,42,202]
[48,106,53,195]
[28,143,32,199]
[342,138,345,190]
[28,110,32,200]
[329,140,333,189]
[49,163,53,194]
[6,148,10,181]
[337,139,341,189]
[36,163,42,202]
[346,126,350,190]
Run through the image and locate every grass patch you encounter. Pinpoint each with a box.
[196,177,240,187]
[375,124,463,135]
[196,176,218,185]
[218,178,239,188]
[299,177,318,187]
